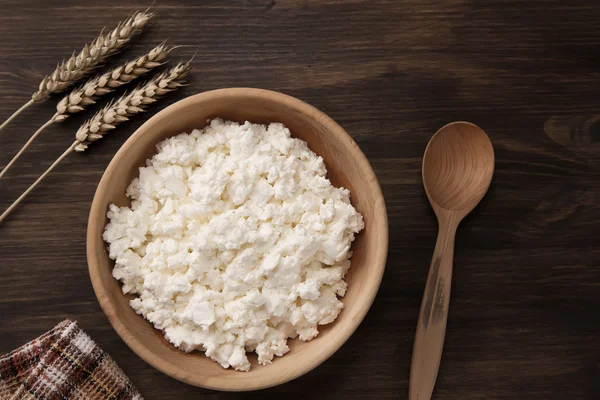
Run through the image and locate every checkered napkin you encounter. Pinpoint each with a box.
[0,320,142,400]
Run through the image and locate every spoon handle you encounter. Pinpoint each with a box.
[409,219,456,400]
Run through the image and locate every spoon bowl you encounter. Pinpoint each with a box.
[423,122,495,215]
[410,122,494,400]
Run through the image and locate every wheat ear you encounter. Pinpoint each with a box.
[0,44,170,179]
[0,62,191,224]
[0,10,152,134]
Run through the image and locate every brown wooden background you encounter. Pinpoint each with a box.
[1,0,600,399]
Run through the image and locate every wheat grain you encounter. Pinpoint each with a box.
[74,61,191,151]
[33,10,153,102]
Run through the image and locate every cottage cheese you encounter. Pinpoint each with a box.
[103,119,364,371]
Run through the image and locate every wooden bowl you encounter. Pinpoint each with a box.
[87,88,388,391]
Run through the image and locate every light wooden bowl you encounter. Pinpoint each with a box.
[87,88,388,391]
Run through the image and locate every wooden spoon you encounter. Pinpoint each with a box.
[409,122,495,400]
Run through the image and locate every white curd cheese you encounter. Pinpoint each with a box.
[103,118,364,371]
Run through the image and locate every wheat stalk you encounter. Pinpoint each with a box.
[0,44,169,179]
[0,62,191,223]
[0,9,152,133]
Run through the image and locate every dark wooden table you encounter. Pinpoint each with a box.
[1,1,600,399]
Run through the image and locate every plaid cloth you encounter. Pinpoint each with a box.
[0,320,142,400]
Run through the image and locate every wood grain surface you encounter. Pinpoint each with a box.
[1,0,599,399]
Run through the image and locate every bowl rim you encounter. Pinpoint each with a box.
[87,87,388,391]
